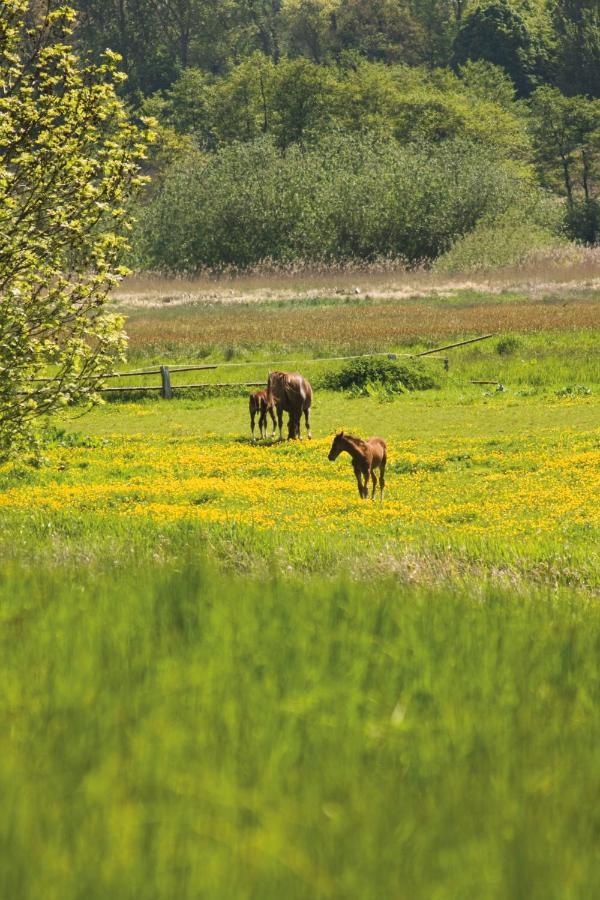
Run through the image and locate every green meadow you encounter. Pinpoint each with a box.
[2,564,600,900]
[1,287,599,898]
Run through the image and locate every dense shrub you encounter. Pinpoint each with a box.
[321,357,437,395]
[565,200,600,245]
[496,336,521,355]
[132,134,537,272]
[433,205,565,273]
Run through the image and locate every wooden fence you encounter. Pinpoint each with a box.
[26,334,495,399]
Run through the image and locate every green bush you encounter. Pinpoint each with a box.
[321,356,437,394]
[435,184,567,272]
[434,219,565,273]
[131,134,532,272]
[496,336,521,355]
[555,385,592,398]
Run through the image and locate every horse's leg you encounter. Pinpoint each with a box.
[259,408,266,439]
[304,405,312,440]
[289,410,299,440]
[276,405,284,441]
[380,462,386,501]
[370,469,377,500]
[353,464,363,498]
[250,409,256,440]
[268,406,277,437]
[363,471,369,499]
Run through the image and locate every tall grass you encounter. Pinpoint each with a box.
[119,293,600,367]
[1,562,598,899]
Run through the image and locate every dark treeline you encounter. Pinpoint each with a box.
[68,0,600,271]
[72,0,600,100]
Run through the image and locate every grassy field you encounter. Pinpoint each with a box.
[2,564,599,900]
[2,390,598,587]
[1,280,599,897]
[2,285,598,583]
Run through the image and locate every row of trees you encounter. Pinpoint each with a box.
[65,0,600,250]
[143,57,527,153]
[71,0,600,100]
[138,55,600,248]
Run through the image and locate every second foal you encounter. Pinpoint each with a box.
[328,431,387,500]
[249,390,276,440]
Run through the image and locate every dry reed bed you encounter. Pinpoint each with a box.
[115,250,600,308]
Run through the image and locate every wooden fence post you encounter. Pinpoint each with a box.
[160,365,173,399]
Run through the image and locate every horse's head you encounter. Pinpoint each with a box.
[328,431,345,461]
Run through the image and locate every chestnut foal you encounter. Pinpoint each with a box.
[249,390,276,440]
[328,431,387,500]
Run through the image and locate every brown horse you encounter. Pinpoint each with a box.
[249,390,276,440]
[328,432,387,500]
[266,371,313,440]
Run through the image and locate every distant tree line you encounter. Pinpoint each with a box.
[71,0,600,101]
[66,0,600,268]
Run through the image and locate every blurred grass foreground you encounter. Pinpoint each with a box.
[1,561,598,900]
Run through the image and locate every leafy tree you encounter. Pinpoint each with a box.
[334,61,406,137]
[149,0,238,72]
[72,0,239,96]
[390,69,528,152]
[281,0,338,61]
[237,0,284,61]
[144,67,215,137]
[452,0,542,96]
[530,86,600,241]
[268,57,338,145]
[409,0,459,67]
[72,0,177,96]
[160,54,338,148]
[553,0,600,98]
[149,57,529,158]
[330,0,428,65]
[0,1,150,454]
[456,59,517,108]
[210,53,276,143]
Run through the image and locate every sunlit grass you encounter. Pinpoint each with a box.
[2,288,599,898]
[1,563,599,899]
[2,391,598,588]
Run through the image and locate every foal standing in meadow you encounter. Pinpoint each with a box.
[249,390,276,440]
[328,432,387,500]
